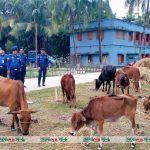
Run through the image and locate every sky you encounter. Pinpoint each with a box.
[109,0,128,18]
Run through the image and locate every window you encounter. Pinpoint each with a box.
[88,55,93,64]
[101,31,104,40]
[116,31,120,39]
[146,34,149,42]
[138,33,142,45]
[77,32,82,41]
[134,32,136,42]
[96,30,104,40]
[118,54,124,64]
[102,55,107,64]
[129,32,133,41]
[136,32,139,40]
[122,32,125,40]
[87,32,93,40]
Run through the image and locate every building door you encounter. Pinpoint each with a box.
[88,54,93,64]
[102,55,107,64]
[118,54,124,64]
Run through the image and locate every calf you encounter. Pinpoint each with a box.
[143,96,150,114]
[60,74,76,108]
[115,70,130,94]
[122,66,141,92]
[95,65,116,94]
[70,94,138,149]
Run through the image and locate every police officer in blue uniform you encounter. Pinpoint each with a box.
[37,48,48,87]
[0,47,7,77]
[18,47,27,84]
[7,46,21,80]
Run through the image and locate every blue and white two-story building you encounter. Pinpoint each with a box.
[70,18,150,66]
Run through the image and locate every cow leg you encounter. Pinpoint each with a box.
[121,88,124,94]
[85,121,98,147]
[15,115,21,133]
[102,82,104,92]
[105,82,107,91]
[112,79,115,95]
[127,116,137,148]
[11,114,16,131]
[107,82,111,94]
[97,121,104,150]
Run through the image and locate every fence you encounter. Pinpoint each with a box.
[26,63,101,78]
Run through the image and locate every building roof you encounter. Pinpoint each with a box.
[74,18,150,34]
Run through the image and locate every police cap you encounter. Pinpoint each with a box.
[11,46,18,51]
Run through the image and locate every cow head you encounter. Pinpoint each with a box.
[95,79,101,90]
[7,110,36,135]
[143,97,150,114]
[115,72,129,88]
[70,112,86,136]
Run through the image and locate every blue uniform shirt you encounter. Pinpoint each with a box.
[18,53,27,66]
[37,54,48,68]
[0,54,7,67]
[7,54,21,70]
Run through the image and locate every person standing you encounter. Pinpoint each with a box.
[7,46,21,80]
[18,47,27,84]
[0,47,7,77]
[37,48,48,87]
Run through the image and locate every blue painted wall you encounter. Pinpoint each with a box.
[70,18,150,66]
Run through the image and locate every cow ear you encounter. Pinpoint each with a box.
[7,111,20,114]
[29,110,38,114]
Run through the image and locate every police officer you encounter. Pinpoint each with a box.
[7,46,21,80]
[37,48,48,87]
[0,47,7,77]
[18,47,27,84]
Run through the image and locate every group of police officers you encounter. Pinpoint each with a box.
[0,46,49,87]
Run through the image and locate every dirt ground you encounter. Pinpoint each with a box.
[0,81,150,150]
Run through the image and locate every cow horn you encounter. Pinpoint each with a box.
[7,111,20,114]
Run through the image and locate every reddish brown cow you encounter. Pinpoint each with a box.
[70,94,138,149]
[115,70,130,94]
[122,66,141,92]
[61,74,76,108]
[0,77,36,135]
[143,96,150,114]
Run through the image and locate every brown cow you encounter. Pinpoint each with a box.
[143,96,150,114]
[0,77,35,135]
[60,74,76,108]
[70,94,138,149]
[122,66,141,92]
[115,70,130,94]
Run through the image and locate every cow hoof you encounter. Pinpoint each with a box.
[11,128,16,132]
[130,143,135,149]
[85,143,90,147]
[17,128,21,133]
[97,146,102,150]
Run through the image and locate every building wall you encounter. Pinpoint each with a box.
[70,19,150,66]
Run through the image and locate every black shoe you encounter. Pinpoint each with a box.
[38,85,41,87]
[42,84,45,86]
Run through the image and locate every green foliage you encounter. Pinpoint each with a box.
[0,0,115,57]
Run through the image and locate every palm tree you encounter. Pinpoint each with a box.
[125,0,150,58]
